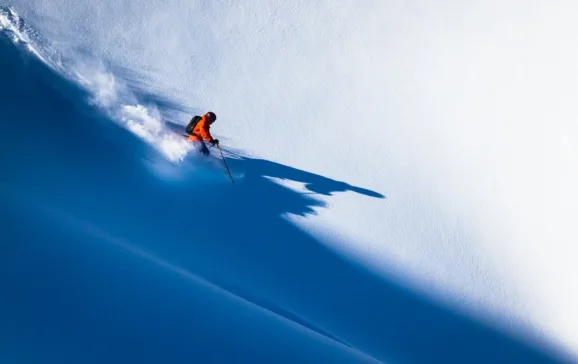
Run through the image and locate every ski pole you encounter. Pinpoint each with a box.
[217,144,235,184]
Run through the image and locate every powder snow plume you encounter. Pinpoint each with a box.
[0,6,193,162]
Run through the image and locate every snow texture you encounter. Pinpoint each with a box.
[1,1,577,363]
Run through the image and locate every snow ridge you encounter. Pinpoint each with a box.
[0,6,63,70]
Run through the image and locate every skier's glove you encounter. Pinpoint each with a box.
[210,139,219,146]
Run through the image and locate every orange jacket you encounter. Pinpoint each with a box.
[188,115,214,142]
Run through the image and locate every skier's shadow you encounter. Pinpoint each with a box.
[230,156,384,198]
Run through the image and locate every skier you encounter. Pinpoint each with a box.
[185,111,219,155]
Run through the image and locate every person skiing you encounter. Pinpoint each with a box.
[185,111,219,155]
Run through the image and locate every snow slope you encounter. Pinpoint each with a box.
[0,21,380,363]
[1,1,577,363]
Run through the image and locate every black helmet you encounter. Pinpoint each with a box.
[205,111,217,123]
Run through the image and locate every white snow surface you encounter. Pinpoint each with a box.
[8,0,578,357]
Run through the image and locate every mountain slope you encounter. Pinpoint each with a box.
[1,3,576,363]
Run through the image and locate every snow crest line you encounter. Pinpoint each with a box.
[0,6,63,70]
[0,6,193,162]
